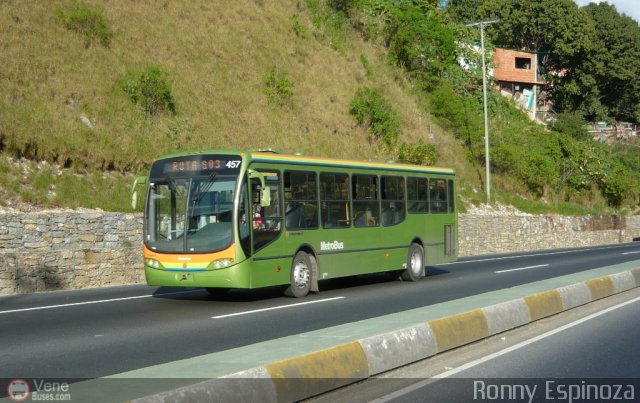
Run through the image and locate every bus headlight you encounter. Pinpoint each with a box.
[210,258,234,270]
[146,259,163,269]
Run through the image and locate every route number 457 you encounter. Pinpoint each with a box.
[226,160,241,169]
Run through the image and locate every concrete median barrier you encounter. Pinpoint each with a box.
[358,324,437,376]
[265,342,369,403]
[133,267,640,403]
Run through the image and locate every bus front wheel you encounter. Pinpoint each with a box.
[402,243,424,281]
[285,251,312,298]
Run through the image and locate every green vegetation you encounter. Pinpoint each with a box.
[263,67,294,107]
[55,1,113,47]
[359,54,373,78]
[123,66,176,116]
[342,0,639,211]
[386,4,456,90]
[305,0,349,50]
[0,158,131,211]
[397,141,439,166]
[0,0,638,215]
[290,14,308,38]
[448,0,640,124]
[350,87,399,147]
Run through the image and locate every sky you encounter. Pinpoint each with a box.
[573,0,640,23]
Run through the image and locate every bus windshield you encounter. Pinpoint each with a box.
[145,175,237,253]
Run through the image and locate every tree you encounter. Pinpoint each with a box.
[387,5,456,89]
[583,2,640,123]
[481,0,596,75]
[550,113,590,141]
[445,0,497,24]
[446,0,640,124]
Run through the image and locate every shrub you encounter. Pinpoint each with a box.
[55,1,113,47]
[397,141,439,166]
[263,67,294,106]
[123,66,176,116]
[350,87,399,147]
[290,14,307,38]
[550,112,590,141]
[304,0,348,50]
[428,83,483,152]
[327,0,353,14]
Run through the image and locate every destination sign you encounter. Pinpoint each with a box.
[150,154,242,178]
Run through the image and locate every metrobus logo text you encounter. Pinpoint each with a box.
[321,241,344,251]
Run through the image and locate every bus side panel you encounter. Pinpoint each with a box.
[248,256,292,288]
[417,213,457,266]
[314,226,407,279]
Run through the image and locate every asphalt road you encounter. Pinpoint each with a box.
[1,243,640,379]
[320,286,640,403]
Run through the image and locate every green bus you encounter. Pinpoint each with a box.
[132,149,457,297]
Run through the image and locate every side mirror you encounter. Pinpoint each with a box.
[248,170,271,207]
[261,186,271,207]
[131,176,147,210]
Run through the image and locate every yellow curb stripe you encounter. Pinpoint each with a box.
[265,342,368,402]
[524,290,563,321]
[585,276,615,300]
[429,309,489,352]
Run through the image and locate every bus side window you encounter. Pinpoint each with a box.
[284,171,318,230]
[352,174,379,227]
[381,176,405,226]
[430,179,448,214]
[251,171,282,252]
[407,177,428,213]
[448,179,455,213]
[238,180,251,257]
[320,173,349,228]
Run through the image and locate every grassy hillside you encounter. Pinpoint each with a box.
[0,0,636,215]
[0,0,476,211]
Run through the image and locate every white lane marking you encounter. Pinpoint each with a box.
[494,264,549,274]
[438,244,639,265]
[0,290,196,315]
[211,296,345,319]
[371,295,640,402]
[622,251,640,255]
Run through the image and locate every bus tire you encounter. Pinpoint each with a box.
[402,243,424,281]
[285,251,313,298]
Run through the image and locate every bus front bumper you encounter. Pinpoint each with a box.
[144,264,250,289]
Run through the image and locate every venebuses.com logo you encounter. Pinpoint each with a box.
[6,379,71,402]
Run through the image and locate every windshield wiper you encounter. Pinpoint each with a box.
[192,171,217,205]
[189,171,217,223]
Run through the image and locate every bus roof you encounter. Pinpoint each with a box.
[154,149,455,176]
[250,152,455,175]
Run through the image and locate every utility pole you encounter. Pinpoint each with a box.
[465,19,499,204]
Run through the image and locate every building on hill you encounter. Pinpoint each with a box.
[492,48,547,121]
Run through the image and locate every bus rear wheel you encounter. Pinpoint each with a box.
[285,251,312,298]
[402,243,424,281]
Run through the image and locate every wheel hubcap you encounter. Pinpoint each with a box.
[293,261,310,288]
[410,250,422,274]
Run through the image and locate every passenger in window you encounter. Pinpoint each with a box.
[253,204,263,230]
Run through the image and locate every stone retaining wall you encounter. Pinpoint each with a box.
[1,211,639,295]
[0,211,144,295]
[458,214,640,256]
